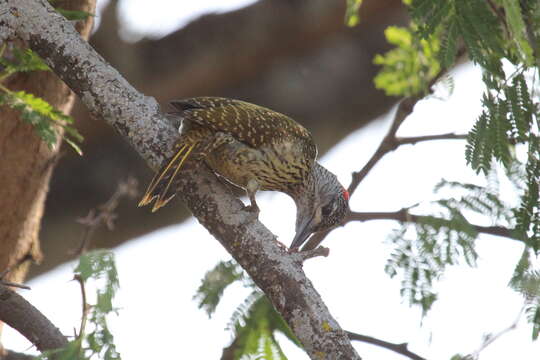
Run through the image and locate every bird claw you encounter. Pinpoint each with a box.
[243,203,260,221]
[289,246,330,263]
[287,246,300,254]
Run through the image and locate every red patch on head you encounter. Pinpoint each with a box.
[342,188,350,201]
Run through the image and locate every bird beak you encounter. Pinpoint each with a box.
[290,216,314,250]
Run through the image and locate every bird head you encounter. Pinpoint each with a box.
[289,163,349,250]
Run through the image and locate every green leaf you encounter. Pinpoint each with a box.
[75,250,119,288]
[12,91,68,122]
[345,0,364,27]
[194,260,244,317]
[374,26,440,96]
[502,0,535,65]
[56,8,94,21]
[0,48,49,74]
[232,295,297,360]
[439,18,459,68]
[64,136,84,156]
[386,196,481,314]
[410,0,453,38]
[74,250,122,360]
[3,90,83,154]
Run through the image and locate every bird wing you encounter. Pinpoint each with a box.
[169,97,318,162]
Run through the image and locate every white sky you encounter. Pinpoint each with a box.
[103,0,258,41]
[4,2,540,359]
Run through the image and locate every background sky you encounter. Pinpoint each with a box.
[4,1,540,359]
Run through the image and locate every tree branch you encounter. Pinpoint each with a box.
[469,305,523,359]
[303,47,472,251]
[0,1,360,358]
[346,331,426,360]
[396,132,467,146]
[303,119,469,251]
[347,209,522,241]
[0,350,35,360]
[0,284,67,353]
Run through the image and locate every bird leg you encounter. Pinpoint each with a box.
[245,178,260,215]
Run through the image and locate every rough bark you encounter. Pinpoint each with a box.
[0,0,361,357]
[0,285,67,353]
[0,0,94,353]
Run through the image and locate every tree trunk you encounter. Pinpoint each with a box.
[0,0,95,353]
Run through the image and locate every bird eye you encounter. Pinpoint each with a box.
[321,203,334,217]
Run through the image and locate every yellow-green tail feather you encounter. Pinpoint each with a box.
[138,143,196,211]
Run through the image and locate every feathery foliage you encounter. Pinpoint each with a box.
[363,0,540,325]
[194,260,245,317]
[194,260,300,360]
[0,45,83,154]
[509,248,540,340]
[35,250,121,360]
[386,176,524,314]
[373,26,440,96]
[231,294,299,360]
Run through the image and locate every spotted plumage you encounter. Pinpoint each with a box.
[139,97,349,250]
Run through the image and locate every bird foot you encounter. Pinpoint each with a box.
[289,246,330,263]
[243,203,260,221]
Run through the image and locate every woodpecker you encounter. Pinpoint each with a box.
[139,97,349,250]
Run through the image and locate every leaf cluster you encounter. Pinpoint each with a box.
[355,0,540,324]
[194,261,300,360]
[406,0,540,251]
[385,215,477,315]
[386,179,517,314]
[509,247,540,340]
[75,250,121,360]
[0,45,83,154]
[373,26,440,96]
[194,260,245,317]
[36,250,121,360]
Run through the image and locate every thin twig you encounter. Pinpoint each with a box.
[302,47,478,251]
[73,274,90,340]
[0,349,36,360]
[396,133,467,146]
[73,177,138,255]
[349,48,466,195]
[346,209,522,241]
[346,331,426,360]
[0,254,34,280]
[0,281,30,290]
[0,254,34,290]
[348,96,419,195]
[469,305,524,359]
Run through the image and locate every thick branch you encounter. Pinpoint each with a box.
[347,210,522,241]
[0,285,67,352]
[346,331,426,360]
[0,1,360,358]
